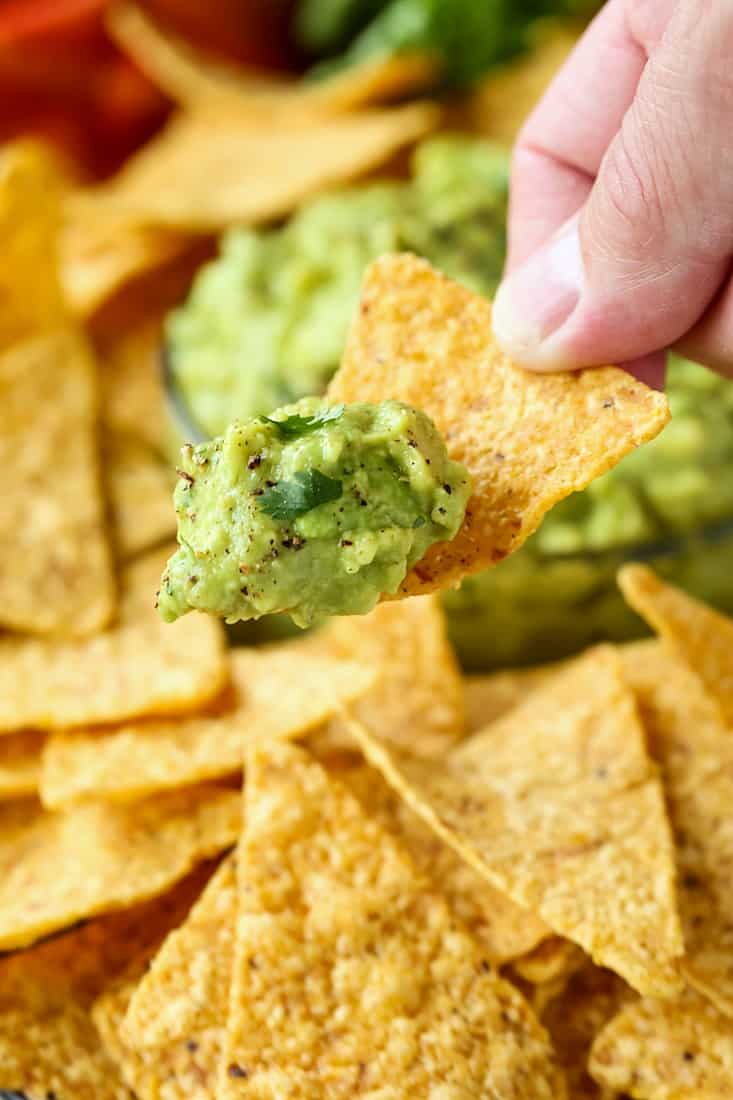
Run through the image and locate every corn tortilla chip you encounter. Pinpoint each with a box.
[619,564,733,726]
[337,761,552,966]
[0,785,239,951]
[40,646,374,807]
[328,255,670,597]
[309,595,464,758]
[106,430,176,559]
[465,664,560,732]
[123,855,235,1057]
[220,740,563,1098]
[0,546,227,733]
[98,314,169,452]
[621,640,733,1020]
[0,866,213,1100]
[0,327,115,637]
[540,961,632,1100]
[74,104,439,233]
[511,938,586,988]
[0,730,44,800]
[0,140,67,350]
[345,645,684,996]
[108,2,436,117]
[590,989,733,1099]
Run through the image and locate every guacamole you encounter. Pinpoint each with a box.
[166,136,508,438]
[158,399,470,627]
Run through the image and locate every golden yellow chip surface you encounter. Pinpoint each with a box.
[329,254,670,597]
[0,730,45,801]
[105,430,176,560]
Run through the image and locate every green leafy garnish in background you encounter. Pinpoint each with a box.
[259,470,343,520]
[262,405,345,438]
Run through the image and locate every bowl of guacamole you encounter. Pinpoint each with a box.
[162,134,733,670]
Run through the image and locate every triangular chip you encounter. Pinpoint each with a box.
[123,855,236,1058]
[337,761,552,966]
[310,595,465,758]
[108,2,436,117]
[345,645,684,996]
[590,989,733,1099]
[99,313,169,451]
[0,546,227,733]
[40,646,373,807]
[465,663,560,732]
[74,104,438,232]
[621,640,733,1019]
[0,730,44,800]
[0,786,239,949]
[328,254,670,596]
[220,740,563,1099]
[510,938,586,989]
[619,564,733,725]
[0,327,115,636]
[105,430,176,559]
[0,867,211,1100]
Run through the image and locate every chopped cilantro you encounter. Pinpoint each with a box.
[262,404,345,437]
[259,470,343,520]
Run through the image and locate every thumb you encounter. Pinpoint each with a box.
[492,1,733,371]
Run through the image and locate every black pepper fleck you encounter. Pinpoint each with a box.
[227,1064,249,1079]
[247,454,262,470]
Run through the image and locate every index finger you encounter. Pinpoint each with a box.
[506,0,648,273]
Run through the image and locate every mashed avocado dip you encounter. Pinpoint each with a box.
[158,399,470,627]
[166,136,508,438]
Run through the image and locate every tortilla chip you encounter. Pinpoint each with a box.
[106,430,176,559]
[620,640,733,1020]
[540,961,632,1100]
[74,104,439,233]
[108,2,436,117]
[40,646,374,807]
[345,645,684,996]
[337,761,552,966]
[511,938,586,988]
[328,255,670,597]
[465,664,560,732]
[99,313,169,452]
[0,546,227,733]
[0,327,115,636]
[0,784,239,951]
[123,854,235,1059]
[0,140,67,350]
[0,865,213,1100]
[219,740,563,1098]
[0,730,44,800]
[590,989,733,1099]
[311,595,465,758]
[619,564,733,726]
[61,211,187,318]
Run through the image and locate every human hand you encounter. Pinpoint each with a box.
[491,0,733,386]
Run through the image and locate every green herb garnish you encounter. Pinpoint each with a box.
[259,470,343,520]
[262,405,345,438]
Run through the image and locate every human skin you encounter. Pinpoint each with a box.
[492,0,733,385]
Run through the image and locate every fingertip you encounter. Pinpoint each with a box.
[620,352,668,391]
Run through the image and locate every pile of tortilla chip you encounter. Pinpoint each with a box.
[3,545,733,1098]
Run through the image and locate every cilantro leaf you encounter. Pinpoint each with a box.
[259,470,343,520]
[263,405,345,438]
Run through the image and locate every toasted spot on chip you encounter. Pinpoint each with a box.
[0,868,211,1100]
[220,740,563,1099]
[74,104,439,233]
[0,327,115,637]
[108,2,436,117]
[0,546,227,734]
[105,431,176,560]
[337,761,552,966]
[619,564,733,726]
[122,855,235,1058]
[621,640,733,1021]
[40,646,374,807]
[328,254,670,596]
[0,786,239,950]
[590,990,733,1099]
[345,645,684,996]
[0,730,45,800]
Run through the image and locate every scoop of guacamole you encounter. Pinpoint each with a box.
[158,399,471,627]
[166,136,508,439]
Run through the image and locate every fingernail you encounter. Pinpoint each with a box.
[492,214,585,369]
